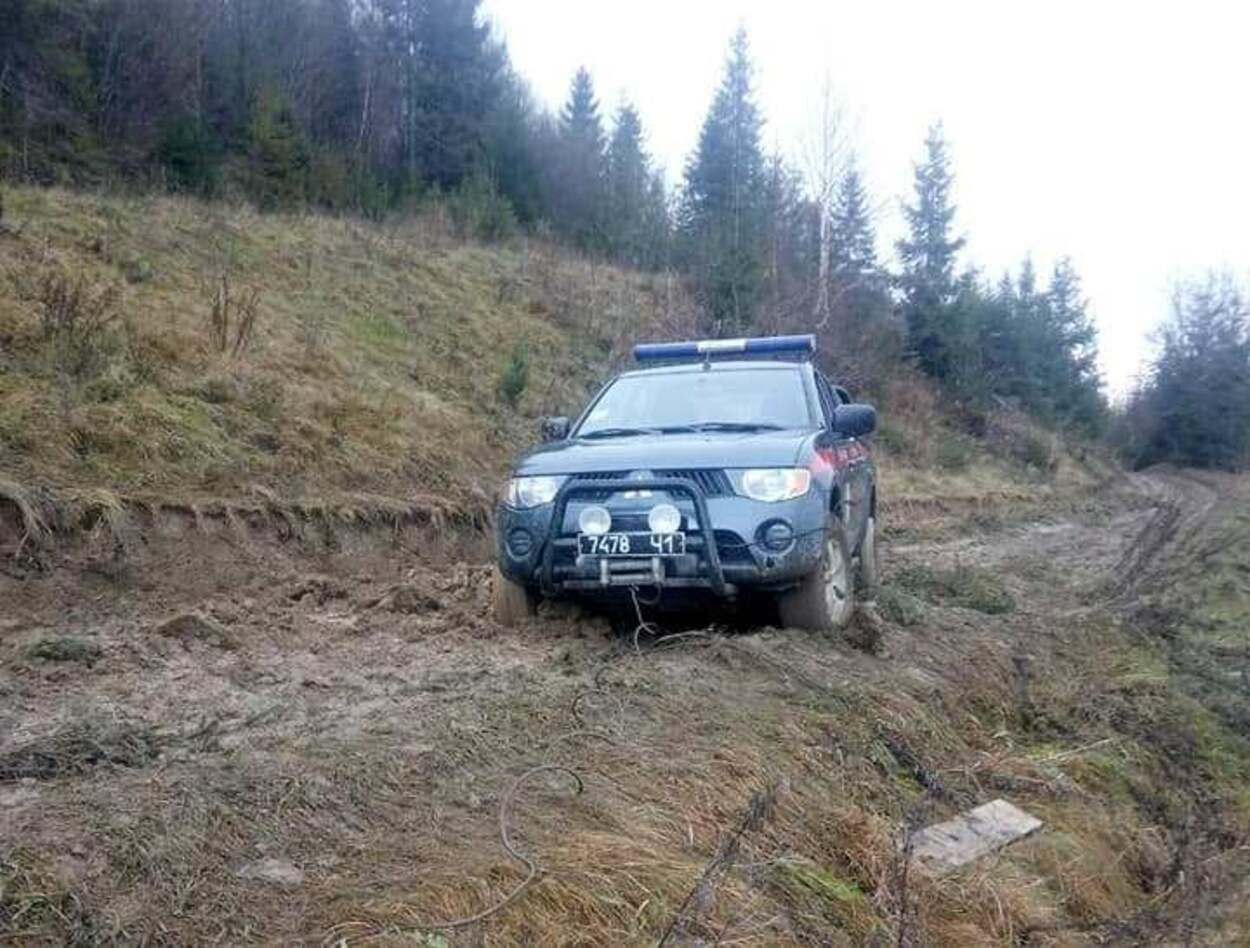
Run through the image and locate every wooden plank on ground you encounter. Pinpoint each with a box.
[911,799,1043,875]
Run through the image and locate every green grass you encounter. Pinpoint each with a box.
[876,585,927,626]
[26,636,102,665]
[895,562,1016,615]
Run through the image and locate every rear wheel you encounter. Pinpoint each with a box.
[778,522,855,631]
[492,567,537,626]
[857,515,881,597]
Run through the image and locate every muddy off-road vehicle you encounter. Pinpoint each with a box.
[492,335,879,630]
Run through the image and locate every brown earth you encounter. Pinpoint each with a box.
[2,469,1248,946]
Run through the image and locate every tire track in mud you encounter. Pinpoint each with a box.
[1107,469,1224,601]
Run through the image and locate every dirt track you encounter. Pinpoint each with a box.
[2,470,1247,945]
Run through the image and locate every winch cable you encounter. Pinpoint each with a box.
[424,765,584,932]
[628,585,665,653]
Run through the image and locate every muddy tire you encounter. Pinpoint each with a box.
[778,522,856,631]
[857,515,881,597]
[492,567,537,626]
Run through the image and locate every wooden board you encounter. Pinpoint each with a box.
[910,799,1043,875]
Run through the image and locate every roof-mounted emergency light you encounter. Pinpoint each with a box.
[632,334,816,363]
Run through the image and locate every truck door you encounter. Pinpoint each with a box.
[816,372,866,546]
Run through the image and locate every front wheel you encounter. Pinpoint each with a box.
[778,522,856,631]
[857,515,881,597]
[492,567,537,626]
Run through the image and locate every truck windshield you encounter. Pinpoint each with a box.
[576,367,814,437]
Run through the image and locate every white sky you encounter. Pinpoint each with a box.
[482,0,1249,395]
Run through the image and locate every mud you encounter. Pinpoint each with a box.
[1,469,1246,945]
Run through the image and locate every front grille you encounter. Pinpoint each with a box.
[568,469,733,499]
[568,471,627,502]
[656,469,733,497]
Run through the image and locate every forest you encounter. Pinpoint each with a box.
[3,0,1246,469]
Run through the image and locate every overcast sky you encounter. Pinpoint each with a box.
[482,0,1248,396]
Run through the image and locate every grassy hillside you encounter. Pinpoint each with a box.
[0,186,1105,530]
[0,188,690,510]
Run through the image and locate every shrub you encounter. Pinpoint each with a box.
[35,268,123,381]
[205,273,261,357]
[874,420,912,457]
[935,435,974,472]
[157,118,219,196]
[497,345,529,409]
[447,175,517,242]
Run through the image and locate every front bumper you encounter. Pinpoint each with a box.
[496,477,827,599]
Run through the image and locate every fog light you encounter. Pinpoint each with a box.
[647,503,682,534]
[762,521,795,551]
[578,505,612,535]
[507,528,533,557]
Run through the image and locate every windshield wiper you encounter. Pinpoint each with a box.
[578,426,662,440]
[689,421,785,433]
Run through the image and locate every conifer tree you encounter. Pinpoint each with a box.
[1137,274,1250,469]
[897,123,967,378]
[825,163,890,349]
[249,87,310,209]
[678,28,766,331]
[554,66,607,249]
[830,165,877,278]
[606,102,657,265]
[1043,258,1102,429]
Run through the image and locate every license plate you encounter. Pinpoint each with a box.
[578,532,686,557]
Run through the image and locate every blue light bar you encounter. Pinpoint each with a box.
[633,334,816,362]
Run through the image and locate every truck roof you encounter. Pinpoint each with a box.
[616,359,807,380]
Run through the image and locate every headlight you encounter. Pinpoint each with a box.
[503,475,566,509]
[729,468,812,503]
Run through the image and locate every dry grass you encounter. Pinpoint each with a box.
[6,598,1241,946]
[0,187,684,514]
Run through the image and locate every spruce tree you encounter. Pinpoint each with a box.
[897,123,967,379]
[1044,258,1103,430]
[249,87,310,210]
[605,102,654,265]
[678,28,766,331]
[1140,274,1250,469]
[825,162,895,350]
[830,165,877,278]
[555,66,607,249]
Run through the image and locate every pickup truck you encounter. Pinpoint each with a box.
[493,334,879,631]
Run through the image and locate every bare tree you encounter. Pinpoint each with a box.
[797,71,853,328]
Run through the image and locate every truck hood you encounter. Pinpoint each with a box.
[513,429,813,476]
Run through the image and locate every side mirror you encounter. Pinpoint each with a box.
[833,403,876,438]
[540,416,570,442]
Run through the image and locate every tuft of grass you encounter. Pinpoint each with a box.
[26,636,102,666]
[877,585,927,626]
[895,562,1016,614]
[0,855,95,944]
[0,718,158,782]
[0,477,50,546]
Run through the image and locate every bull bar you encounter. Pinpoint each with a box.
[538,477,731,597]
